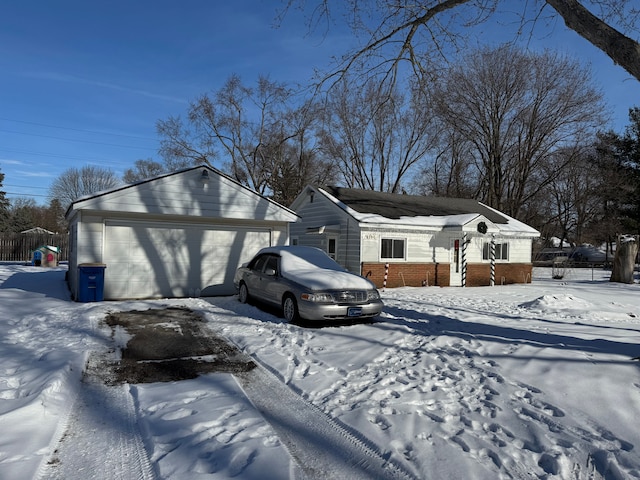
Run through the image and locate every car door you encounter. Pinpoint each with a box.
[261,254,289,305]
[244,254,269,302]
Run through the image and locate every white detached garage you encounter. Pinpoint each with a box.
[65,165,298,300]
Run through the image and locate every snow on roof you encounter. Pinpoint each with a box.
[479,203,540,237]
[317,187,539,236]
[21,227,55,235]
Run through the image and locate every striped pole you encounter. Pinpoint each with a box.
[490,234,496,287]
[461,233,467,287]
[383,263,389,291]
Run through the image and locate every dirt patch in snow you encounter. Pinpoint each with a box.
[98,306,255,384]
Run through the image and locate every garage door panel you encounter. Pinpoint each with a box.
[104,223,271,299]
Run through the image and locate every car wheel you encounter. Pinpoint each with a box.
[238,282,249,303]
[282,294,299,323]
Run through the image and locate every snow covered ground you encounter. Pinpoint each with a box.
[1,262,639,479]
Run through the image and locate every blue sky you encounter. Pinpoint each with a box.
[1,1,639,205]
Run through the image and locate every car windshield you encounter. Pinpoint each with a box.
[275,247,374,290]
[279,248,344,274]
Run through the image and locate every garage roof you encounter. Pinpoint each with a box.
[66,165,299,223]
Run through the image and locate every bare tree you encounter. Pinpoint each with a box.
[283,0,640,85]
[319,77,436,192]
[412,126,477,198]
[156,116,212,167]
[158,74,331,201]
[425,45,605,218]
[48,165,121,210]
[158,75,291,194]
[123,158,183,184]
[266,100,337,205]
[537,147,603,246]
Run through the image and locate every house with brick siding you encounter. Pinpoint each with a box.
[289,186,540,287]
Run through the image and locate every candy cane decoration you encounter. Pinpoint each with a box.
[490,234,496,287]
[383,263,389,290]
[461,233,468,287]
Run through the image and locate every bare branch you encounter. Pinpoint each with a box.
[546,0,640,81]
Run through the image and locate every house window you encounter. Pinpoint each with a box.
[381,238,405,259]
[327,237,337,259]
[483,241,509,260]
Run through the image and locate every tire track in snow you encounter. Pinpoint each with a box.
[236,364,417,480]
[37,352,156,480]
[208,296,640,478]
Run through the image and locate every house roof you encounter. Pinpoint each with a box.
[316,186,539,237]
[323,187,509,224]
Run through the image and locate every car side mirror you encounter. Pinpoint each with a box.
[264,267,277,276]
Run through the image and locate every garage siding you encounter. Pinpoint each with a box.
[67,166,298,300]
[104,222,272,299]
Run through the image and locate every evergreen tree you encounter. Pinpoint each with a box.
[43,198,66,233]
[597,108,640,236]
[617,108,640,233]
[0,170,11,232]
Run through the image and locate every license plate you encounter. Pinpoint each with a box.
[347,307,362,317]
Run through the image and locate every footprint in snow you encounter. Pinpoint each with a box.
[161,408,196,421]
[228,447,258,477]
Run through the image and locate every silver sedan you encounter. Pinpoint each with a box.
[234,246,383,323]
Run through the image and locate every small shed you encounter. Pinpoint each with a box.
[32,245,59,267]
[65,165,298,300]
[289,186,540,287]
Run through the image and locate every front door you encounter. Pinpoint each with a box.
[449,238,462,286]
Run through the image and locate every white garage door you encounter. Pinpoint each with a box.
[104,221,271,299]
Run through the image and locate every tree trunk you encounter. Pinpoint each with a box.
[610,236,638,284]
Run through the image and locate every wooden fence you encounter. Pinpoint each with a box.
[0,234,69,263]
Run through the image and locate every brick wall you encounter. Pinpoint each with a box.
[466,263,533,286]
[361,263,449,288]
[361,262,532,288]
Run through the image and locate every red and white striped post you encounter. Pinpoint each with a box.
[383,263,389,291]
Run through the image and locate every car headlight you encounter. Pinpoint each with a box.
[368,290,381,300]
[300,292,334,303]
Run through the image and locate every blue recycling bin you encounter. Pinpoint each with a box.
[77,263,107,302]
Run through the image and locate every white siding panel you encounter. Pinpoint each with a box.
[290,192,362,272]
[360,231,380,262]
[77,217,104,264]
[77,170,297,222]
[268,225,289,249]
[504,237,532,263]
[428,233,452,263]
[466,236,485,263]
[361,228,448,263]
